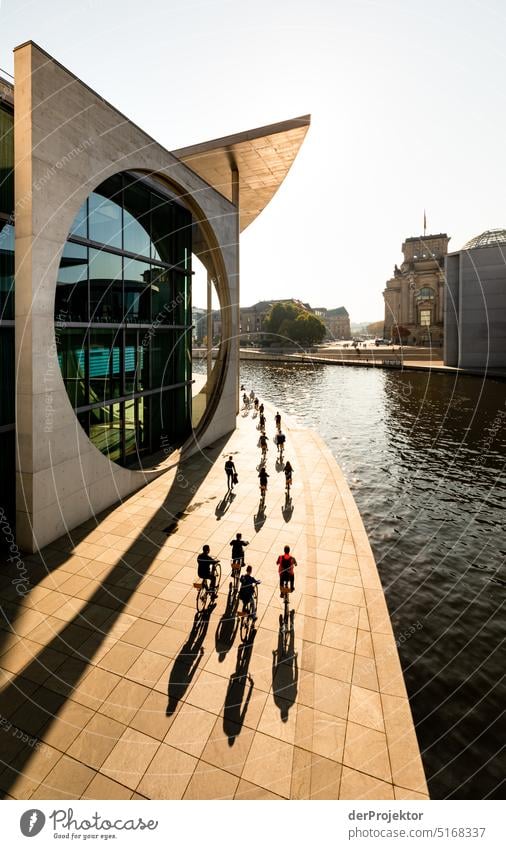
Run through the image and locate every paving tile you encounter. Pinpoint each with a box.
[343,721,391,783]
[142,598,178,625]
[164,705,216,757]
[394,786,430,800]
[130,690,175,740]
[39,700,95,751]
[98,679,151,725]
[101,728,160,791]
[1,743,62,799]
[201,715,255,776]
[339,765,394,799]
[183,760,239,800]
[352,655,379,691]
[82,773,133,799]
[34,754,95,799]
[137,743,197,799]
[234,779,283,800]
[299,671,350,719]
[295,706,346,762]
[67,714,126,769]
[121,619,163,649]
[125,651,171,689]
[300,642,354,683]
[348,685,385,732]
[381,693,428,793]
[242,732,294,798]
[185,670,227,715]
[71,668,121,710]
[309,753,342,799]
[321,621,357,653]
[98,642,143,676]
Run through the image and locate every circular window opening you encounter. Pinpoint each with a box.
[54,171,222,469]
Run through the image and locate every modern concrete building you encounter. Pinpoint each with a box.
[445,229,506,369]
[0,41,309,552]
[383,234,449,344]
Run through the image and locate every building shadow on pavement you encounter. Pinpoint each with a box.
[0,437,228,796]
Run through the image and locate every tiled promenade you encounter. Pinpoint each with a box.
[0,403,429,800]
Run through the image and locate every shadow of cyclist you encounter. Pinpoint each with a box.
[223,631,257,746]
[253,498,266,532]
[166,608,213,716]
[215,490,235,520]
[215,584,239,662]
[272,613,298,722]
[282,492,294,523]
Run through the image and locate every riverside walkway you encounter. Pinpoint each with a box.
[0,402,428,800]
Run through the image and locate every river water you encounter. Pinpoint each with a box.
[239,361,505,800]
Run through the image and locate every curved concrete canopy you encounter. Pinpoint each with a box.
[172,115,311,232]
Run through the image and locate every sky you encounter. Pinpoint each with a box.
[2,0,506,322]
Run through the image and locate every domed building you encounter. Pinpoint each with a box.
[445,229,506,370]
[383,233,449,345]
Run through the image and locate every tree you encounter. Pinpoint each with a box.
[264,301,326,347]
[392,325,410,343]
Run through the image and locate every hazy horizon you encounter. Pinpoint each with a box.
[2,0,505,323]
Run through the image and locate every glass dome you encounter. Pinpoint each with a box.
[463,229,506,250]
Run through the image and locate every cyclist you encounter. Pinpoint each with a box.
[277,430,286,457]
[259,466,269,496]
[284,461,294,489]
[242,392,249,409]
[259,412,266,432]
[224,455,237,491]
[249,389,255,401]
[197,544,219,598]
[277,545,297,595]
[239,565,261,619]
[259,433,269,458]
[254,397,260,412]
[230,532,249,567]
[259,403,264,416]
[275,411,282,431]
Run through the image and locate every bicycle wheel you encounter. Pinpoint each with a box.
[214,562,222,592]
[240,614,250,643]
[196,585,207,612]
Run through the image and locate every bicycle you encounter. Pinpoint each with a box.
[194,561,221,612]
[229,558,243,594]
[279,585,295,656]
[238,583,259,643]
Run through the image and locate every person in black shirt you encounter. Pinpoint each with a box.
[239,565,261,618]
[224,455,237,491]
[259,467,269,495]
[230,532,249,566]
[197,545,219,597]
[275,411,282,430]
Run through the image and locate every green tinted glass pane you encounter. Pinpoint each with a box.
[55,242,88,323]
[0,106,14,216]
[123,257,151,323]
[89,249,122,322]
[150,328,175,389]
[0,430,15,528]
[123,179,151,258]
[90,402,122,462]
[89,175,123,248]
[70,199,88,239]
[56,328,87,408]
[124,399,136,459]
[151,192,173,263]
[0,326,14,425]
[0,221,14,320]
[89,329,122,401]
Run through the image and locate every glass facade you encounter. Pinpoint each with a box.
[56,172,193,467]
[0,99,15,528]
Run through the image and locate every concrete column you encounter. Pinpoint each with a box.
[232,167,240,413]
[206,271,212,384]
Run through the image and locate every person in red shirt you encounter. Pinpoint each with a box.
[277,545,297,594]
